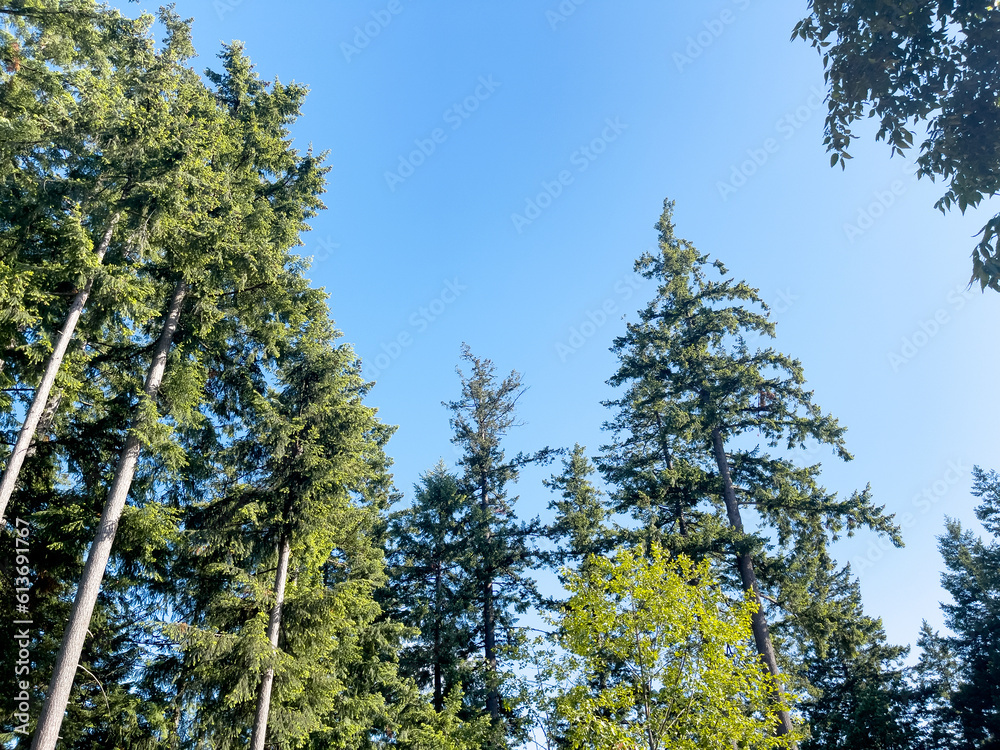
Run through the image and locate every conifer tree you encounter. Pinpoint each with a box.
[157,306,492,750]
[913,466,1000,749]
[30,39,329,749]
[599,350,718,557]
[0,6,226,744]
[166,316,396,749]
[386,463,477,713]
[605,199,902,744]
[543,444,611,570]
[912,623,964,749]
[0,5,198,523]
[795,561,916,750]
[445,344,553,746]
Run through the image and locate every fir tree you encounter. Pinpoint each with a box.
[445,344,553,747]
[543,444,611,571]
[385,463,477,713]
[912,622,964,750]
[797,562,916,750]
[0,6,198,523]
[170,316,398,750]
[915,466,1000,749]
[604,199,902,744]
[30,37,330,749]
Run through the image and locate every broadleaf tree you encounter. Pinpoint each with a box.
[548,545,800,750]
[793,1,1000,290]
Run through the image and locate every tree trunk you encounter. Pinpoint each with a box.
[31,279,187,750]
[484,578,498,718]
[433,559,444,712]
[0,216,119,525]
[250,530,292,750]
[170,694,182,749]
[711,427,796,744]
[169,671,187,750]
[481,479,500,721]
[654,412,685,536]
[24,387,62,460]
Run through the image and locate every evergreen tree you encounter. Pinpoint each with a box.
[445,344,553,747]
[0,8,233,746]
[543,444,611,571]
[604,199,902,743]
[168,316,398,750]
[385,463,477,713]
[797,562,916,750]
[0,5,197,523]
[599,326,722,559]
[915,466,1000,749]
[912,622,964,750]
[30,37,330,749]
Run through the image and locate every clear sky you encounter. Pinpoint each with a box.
[120,0,999,655]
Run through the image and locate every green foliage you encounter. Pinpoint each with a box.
[543,444,612,571]
[921,466,1000,748]
[392,687,495,750]
[385,463,479,712]
[796,563,916,750]
[0,2,197,436]
[793,2,1000,290]
[546,546,799,750]
[443,344,553,745]
[0,7,341,747]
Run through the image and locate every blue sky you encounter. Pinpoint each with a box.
[125,0,999,654]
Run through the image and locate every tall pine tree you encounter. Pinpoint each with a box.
[385,463,477,713]
[543,444,611,571]
[914,466,1000,749]
[445,344,553,747]
[604,199,902,743]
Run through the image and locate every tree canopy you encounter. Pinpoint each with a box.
[794,1,1000,290]
[0,4,995,749]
